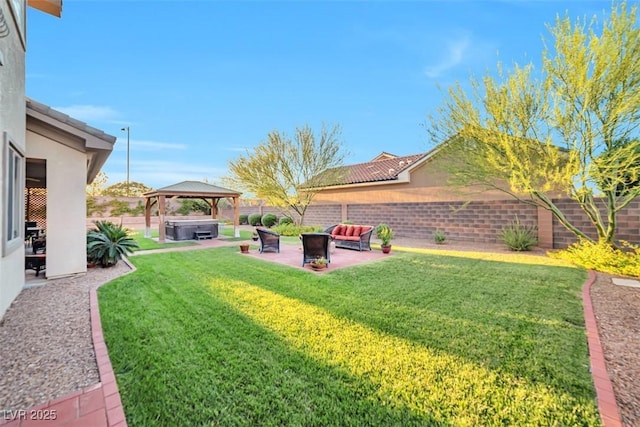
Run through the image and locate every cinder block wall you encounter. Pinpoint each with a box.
[94,197,640,249]
[552,199,640,247]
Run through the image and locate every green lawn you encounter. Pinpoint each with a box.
[98,247,600,426]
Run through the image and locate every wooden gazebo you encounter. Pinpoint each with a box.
[143,181,242,242]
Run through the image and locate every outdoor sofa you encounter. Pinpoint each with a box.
[324,224,373,251]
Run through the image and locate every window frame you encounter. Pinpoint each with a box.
[2,131,25,256]
[7,0,26,49]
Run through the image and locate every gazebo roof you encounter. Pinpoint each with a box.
[144,181,242,198]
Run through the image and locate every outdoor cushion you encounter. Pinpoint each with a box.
[343,236,361,241]
[345,226,355,237]
[332,225,345,236]
[352,225,362,236]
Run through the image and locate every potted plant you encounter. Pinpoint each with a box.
[252,231,259,241]
[310,256,328,270]
[375,223,394,254]
[240,243,250,253]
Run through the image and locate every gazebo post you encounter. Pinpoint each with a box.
[158,195,166,243]
[211,198,218,220]
[144,196,152,238]
[234,196,240,237]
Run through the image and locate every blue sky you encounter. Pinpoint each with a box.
[26,1,613,189]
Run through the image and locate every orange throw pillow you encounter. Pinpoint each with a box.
[332,225,345,236]
[345,226,355,237]
[352,226,362,236]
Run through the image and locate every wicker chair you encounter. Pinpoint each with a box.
[301,233,331,267]
[256,228,280,253]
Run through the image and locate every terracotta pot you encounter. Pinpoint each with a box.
[381,245,392,254]
[240,244,250,253]
[310,263,327,270]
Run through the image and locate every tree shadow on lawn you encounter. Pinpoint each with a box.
[99,269,441,426]
[204,248,594,401]
[106,248,599,425]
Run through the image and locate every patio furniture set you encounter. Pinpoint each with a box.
[25,221,46,277]
[254,224,374,269]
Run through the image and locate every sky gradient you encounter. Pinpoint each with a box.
[26,1,615,189]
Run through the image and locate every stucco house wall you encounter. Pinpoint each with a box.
[0,0,28,319]
[27,131,88,277]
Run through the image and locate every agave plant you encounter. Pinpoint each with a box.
[87,220,139,267]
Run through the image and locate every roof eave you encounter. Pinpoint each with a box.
[28,0,62,17]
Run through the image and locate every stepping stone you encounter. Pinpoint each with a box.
[612,278,640,288]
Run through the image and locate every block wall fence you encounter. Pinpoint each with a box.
[221,198,640,249]
[85,196,640,249]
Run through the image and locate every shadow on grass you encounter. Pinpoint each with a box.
[100,247,599,426]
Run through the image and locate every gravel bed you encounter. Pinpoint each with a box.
[0,262,130,412]
[591,273,640,427]
[0,243,638,425]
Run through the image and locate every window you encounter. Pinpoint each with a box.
[3,132,24,256]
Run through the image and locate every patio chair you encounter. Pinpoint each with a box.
[301,233,331,267]
[256,227,280,253]
[25,221,38,245]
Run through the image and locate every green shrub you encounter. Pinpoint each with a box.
[87,220,139,267]
[248,213,262,226]
[261,213,278,227]
[434,230,446,244]
[549,239,640,277]
[343,219,354,225]
[108,200,131,216]
[273,223,322,236]
[130,201,145,216]
[279,216,294,225]
[87,196,107,216]
[499,218,538,251]
[239,214,249,225]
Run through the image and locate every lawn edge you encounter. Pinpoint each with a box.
[583,270,623,427]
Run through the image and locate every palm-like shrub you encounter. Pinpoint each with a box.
[375,223,394,247]
[87,220,139,267]
[499,218,538,251]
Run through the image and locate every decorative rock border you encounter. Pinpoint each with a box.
[583,270,623,427]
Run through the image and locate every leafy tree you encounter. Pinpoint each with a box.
[86,171,108,196]
[103,181,153,197]
[429,2,640,246]
[226,124,347,224]
[177,199,211,215]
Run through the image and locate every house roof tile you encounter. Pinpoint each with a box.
[324,152,428,186]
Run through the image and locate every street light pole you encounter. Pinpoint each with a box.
[121,126,130,196]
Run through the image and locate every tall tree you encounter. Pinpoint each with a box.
[429,1,640,245]
[86,171,108,196]
[226,124,347,224]
[103,181,153,197]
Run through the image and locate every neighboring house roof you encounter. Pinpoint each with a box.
[316,152,430,187]
[145,181,242,197]
[28,0,62,17]
[26,97,117,184]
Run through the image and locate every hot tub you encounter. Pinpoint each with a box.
[165,219,219,241]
